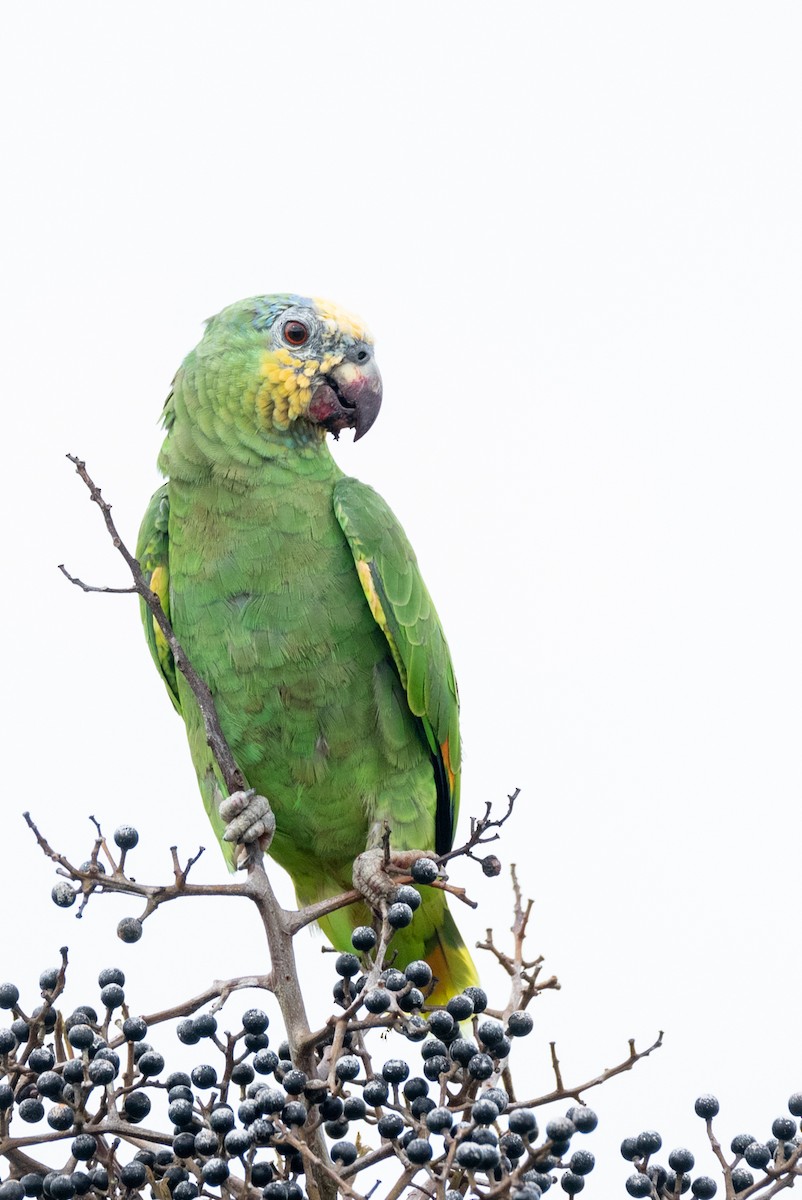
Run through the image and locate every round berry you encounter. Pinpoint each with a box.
[509,1109,539,1138]
[464,986,488,1013]
[377,1113,405,1139]
[137,1050,164,1077]
[472,1097,500,1124]
[335,953,361,978]
[406,1138,432,1164]
[669,1148,695,1174]
[116,917,142,943]
[29,1046,55,1073]
[547,1117,575,1143]
[97,967,124,988]
[468,1053,494,1080]
[569,1150,595,1175]
[52,884,77,909]
[363,1078,389,1105]
[744,1142,771,1169]
[123,1091,151,1122]
[788,1093,802,1118]
[423,1054,450,1081]
[224,1128,253,1156]
[404,960,432,988]
[636,1130,662,1156]
[411,858,439,884]
[113,826,139,850]
[692,1178,717,1198]
[478,1019,505,1047]
[567,1106,598,1134]
[119,1162,147,1189]
[446,994,474,1021]
[334,1056,360,1082]
[427,1009,456,1039]
[382,1059,410,1083]
[19,1098,45,1124]
[0,984,20,1010]
[387,903,413,928]
[282,1069,308,1095]
[70,1135,97,1161]
[67,1023,94,1050]
[560,1172,584,1194]
[772,1116,796,1141]
[201,1158,229,1186]
[331,1140,358,1166]
[0,1028,16,1054]
[122,1015,147,1041]
[0,1183,25,1200]
[364,988,391,1014]
[99,984,124,1010]
[455,1142,483,1168]
[730,1133,755,1155]
[392,885,421,911]
[507,1010,534,1038]
[427,1106,454,1134]
[731,1169,754,1194]
[351,926,377,951]
[282,1101,307,1126]
[625,1175,651,1198]
[695,1095,720,1120]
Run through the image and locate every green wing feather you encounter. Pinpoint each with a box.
[136,484,180,712]
[333,477,461,852]
[136,483,236,868]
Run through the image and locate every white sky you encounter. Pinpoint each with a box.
[2,2,801,1193]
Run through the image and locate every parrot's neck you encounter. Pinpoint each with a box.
[159,392,341,492]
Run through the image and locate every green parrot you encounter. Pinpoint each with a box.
[137,294,477,1001]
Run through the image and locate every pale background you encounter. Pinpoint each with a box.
[2,3,800,1193]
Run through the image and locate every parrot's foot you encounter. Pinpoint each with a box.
[220,790,276,866]
[352,847,438,911]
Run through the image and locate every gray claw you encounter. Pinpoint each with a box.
[352,847,438,910]
[220,790,276,848]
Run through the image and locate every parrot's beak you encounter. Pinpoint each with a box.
[308,357,383,441]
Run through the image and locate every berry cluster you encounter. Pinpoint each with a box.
[0,891,595,1200]
[621,1093,802,1197]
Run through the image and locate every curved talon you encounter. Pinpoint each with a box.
[220,790,276,849]
[352,847,438,911]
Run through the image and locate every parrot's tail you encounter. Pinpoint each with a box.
[423,904,478,1006]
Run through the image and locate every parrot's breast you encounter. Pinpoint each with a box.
[167,463,434,887]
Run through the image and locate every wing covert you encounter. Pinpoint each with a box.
[136,484,181,713]
[333,477,460,852]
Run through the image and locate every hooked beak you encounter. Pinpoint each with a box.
[307,356,383,441]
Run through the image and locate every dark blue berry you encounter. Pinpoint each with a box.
[119,1163,147,1189]
[772,1116,797,1140]
[122,1015,147,1041]
[669,1148,695,1174]
[70,1135,96,1161]
[19,1098,45,1124]
[744,1142,771,1169]
[507,1010,534,1037]
[692,1178,717,1198]
[377,1113,405,1139]
[363,1078,389,1105]
[201,1159,229,1186]
[468,1053,494,1080]
[282,1101,307,1126]
[382,1059,410,1083]
[560,1173,584,1195]
[446,994,474,1021]
[731,1169,754,1194]
[116,917,142,943]
[99,984,124,1010]
[636,1130,662,1155]
[331,1141,358,1166]
[509,1109,539,1138]
[387,903,413,928]
[695,1095,720,1120]
[123,1091,151,1122]
[406,1138,432,1164]
[334,1056,361,1082]
[392,885,421,911]
[625,1175,651,1198]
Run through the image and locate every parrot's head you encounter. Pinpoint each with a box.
[174,294,382,448]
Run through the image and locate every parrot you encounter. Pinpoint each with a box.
[137,294,477,1001]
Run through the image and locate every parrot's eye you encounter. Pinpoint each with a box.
[282,320,309,347]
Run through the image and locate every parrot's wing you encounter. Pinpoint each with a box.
[333,477,460,853]
[136,484,181,713]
